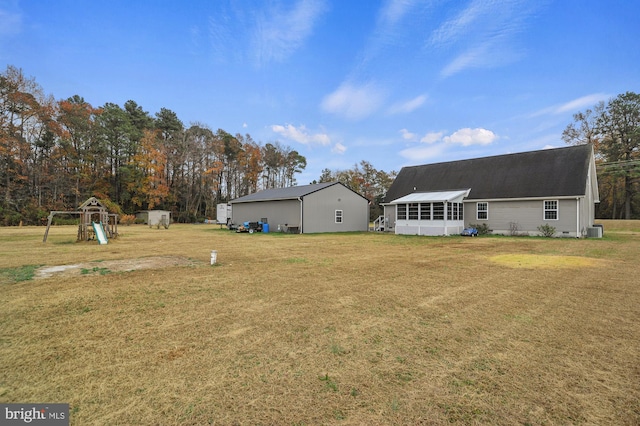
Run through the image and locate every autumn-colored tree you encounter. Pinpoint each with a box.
[130,129,169,209]
[317,161,396,221]
[240,138,263,195]
[0,65,328,224]
[0,65,55,223]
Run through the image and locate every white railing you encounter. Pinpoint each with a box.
[373,216,387,231]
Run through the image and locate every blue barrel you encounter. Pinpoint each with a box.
[262,223,269,233]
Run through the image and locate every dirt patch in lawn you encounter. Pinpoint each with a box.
[489,254,606,269]
[34,256,199,279]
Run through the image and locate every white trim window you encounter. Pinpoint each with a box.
[408,203,419,220]
[420,203,431,220]
[477,202,488,220]
[396,204,407,220]
[335,209,343,223]
[544,200,558,220]
[447,203,464,221]
[432,202,444,220]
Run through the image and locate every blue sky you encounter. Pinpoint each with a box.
[1,0,638,184]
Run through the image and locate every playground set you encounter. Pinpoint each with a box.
[43,197,119,244]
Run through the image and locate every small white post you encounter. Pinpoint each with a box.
[210,250,218,265]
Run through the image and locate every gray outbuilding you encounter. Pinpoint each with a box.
[229,182,369,233]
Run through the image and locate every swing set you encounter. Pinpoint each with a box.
[43,197,119,243]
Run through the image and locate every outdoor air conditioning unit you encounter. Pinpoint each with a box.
[586,227,602,238]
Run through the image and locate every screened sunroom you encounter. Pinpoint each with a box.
[387,189,470,236]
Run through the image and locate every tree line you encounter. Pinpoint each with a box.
[2,64,637,225]
[0,65,310,224]
[563,91,640,219]
[0,65,395,225]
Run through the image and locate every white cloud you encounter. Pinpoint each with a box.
[441,43,491,77]
[529,93,610,117]
[321,82,386,120]
[270,124,331,146]
[379,0,417,26]
[399,128,417,140]
[209,0,326,65]
[253,0,327,65]
[428,0,484,47]
[420,131,444,144]
[443,127,497,146]
[359,0,421,62]
[332,142,347,154]
[242,122,248,128]
[399,127,496,162]
[430,0,540,77]
[554,93,609,113]
[388,94,427,114]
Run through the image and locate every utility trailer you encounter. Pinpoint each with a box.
[236,221,263,234]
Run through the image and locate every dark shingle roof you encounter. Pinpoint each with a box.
[384,144,593,203]
[230,182,339,203]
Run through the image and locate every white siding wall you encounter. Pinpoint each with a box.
[464,199,580,236]
[304,184,369,233]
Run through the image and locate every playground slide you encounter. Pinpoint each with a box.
[92,222,108,245]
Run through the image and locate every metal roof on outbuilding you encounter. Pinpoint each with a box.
[230,182,359,204]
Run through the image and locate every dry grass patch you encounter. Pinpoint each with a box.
[489,253,606,269]
[0,221,639,425]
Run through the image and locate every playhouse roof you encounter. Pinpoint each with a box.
[78,197,107,210]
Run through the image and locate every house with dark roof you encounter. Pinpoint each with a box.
[380,144,600,237]
[229,182,369,233]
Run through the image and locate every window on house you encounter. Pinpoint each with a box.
[408,203,419,220]
[397,204,407,220]
[477,202,488,220]
[544,200,558,220]
[448,202,462,221]
[420,203,431,220]
[433,202,444,220]
[335,209,343,223]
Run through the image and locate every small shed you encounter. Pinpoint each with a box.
[136,210,171,227]
[229,182,369,233]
